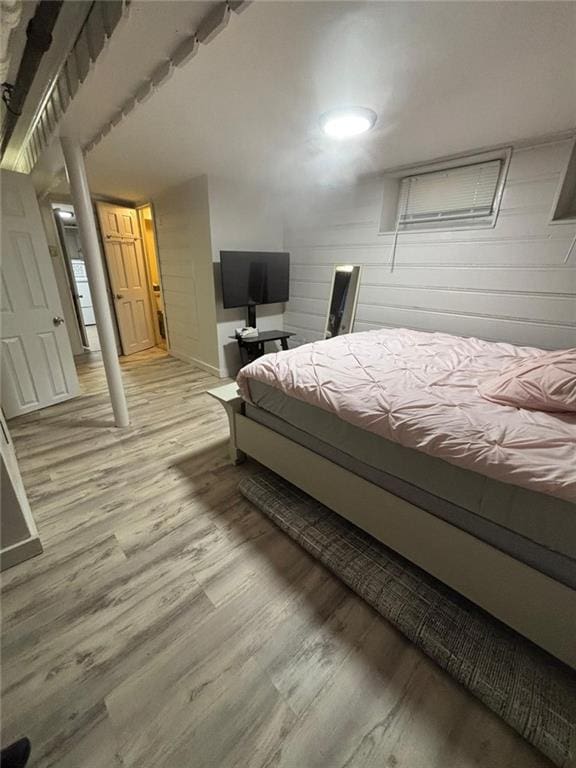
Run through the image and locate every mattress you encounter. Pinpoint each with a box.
[237,328,576,502]
[244,379,576,589]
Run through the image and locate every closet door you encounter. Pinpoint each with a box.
[97,203,155,355]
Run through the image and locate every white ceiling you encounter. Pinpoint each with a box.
[31,0,215,191]
[35,1,576,202]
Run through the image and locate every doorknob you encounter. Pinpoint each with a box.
[53,316,65,326]
[115,293,124,299]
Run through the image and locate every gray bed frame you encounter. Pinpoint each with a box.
[209,383,576,670]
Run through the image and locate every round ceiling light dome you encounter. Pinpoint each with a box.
[320,107,377,139]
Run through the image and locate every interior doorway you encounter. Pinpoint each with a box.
[52,203,100,351]
[137,204,167,350]
[52,200,166,359]
[96,202,155,355]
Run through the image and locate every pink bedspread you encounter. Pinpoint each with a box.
[237,328,576,502]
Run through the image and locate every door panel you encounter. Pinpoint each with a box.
[0,170,79,418]
[103,210,122,239]
[133,299,149,341]
[102,208,138,240]
[120,212,137,238]
[38,332,68,396]
[1,337,39,408]
[12,231,49,308]
[97,203,155,355]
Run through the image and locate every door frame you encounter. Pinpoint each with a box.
[52,205,89,349]
[136,203,169,350]
[51,199,124,357]
[96,201,156,356]
[51,198,166,358]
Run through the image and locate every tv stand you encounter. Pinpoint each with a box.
[247,304,257,329]
[230,330,294,365]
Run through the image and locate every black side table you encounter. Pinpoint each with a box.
[230,330,294,365]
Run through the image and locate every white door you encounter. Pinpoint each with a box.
[97,203,155,355]
[1,170,79,419]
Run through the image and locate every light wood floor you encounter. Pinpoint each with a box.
[1,349,551,768]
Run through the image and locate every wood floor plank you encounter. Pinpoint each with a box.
[1,348,551,767]
[267,591,379,715]
[1,534,128,639]
[31,702,125,768]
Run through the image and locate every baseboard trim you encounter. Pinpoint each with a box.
[168,349,223,378]
[1,536,43,571]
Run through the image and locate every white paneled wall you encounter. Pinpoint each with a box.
[208,177,285,376]
[284,139,576,350]
[153,176,220,375]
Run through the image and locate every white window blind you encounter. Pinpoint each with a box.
[397,159,502,225]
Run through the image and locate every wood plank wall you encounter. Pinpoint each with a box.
[284,139,576,350]
[153,176,221,374]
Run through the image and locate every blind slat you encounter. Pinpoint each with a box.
[398,160,502,224]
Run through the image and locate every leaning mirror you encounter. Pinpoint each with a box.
[325,265,361,338]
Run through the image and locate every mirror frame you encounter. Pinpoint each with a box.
[324,265,362,339]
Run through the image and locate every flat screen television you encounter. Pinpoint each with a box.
[220,250,290,327]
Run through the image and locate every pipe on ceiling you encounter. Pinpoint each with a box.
[1,0,64,160]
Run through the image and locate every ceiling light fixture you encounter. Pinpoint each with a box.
[57,209,74,219]
[320,107,377,139]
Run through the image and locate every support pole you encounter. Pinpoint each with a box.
[60,137,130,427]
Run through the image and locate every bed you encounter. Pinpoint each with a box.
[210,328,576,669]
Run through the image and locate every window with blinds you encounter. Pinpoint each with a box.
[397,159,503,226]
